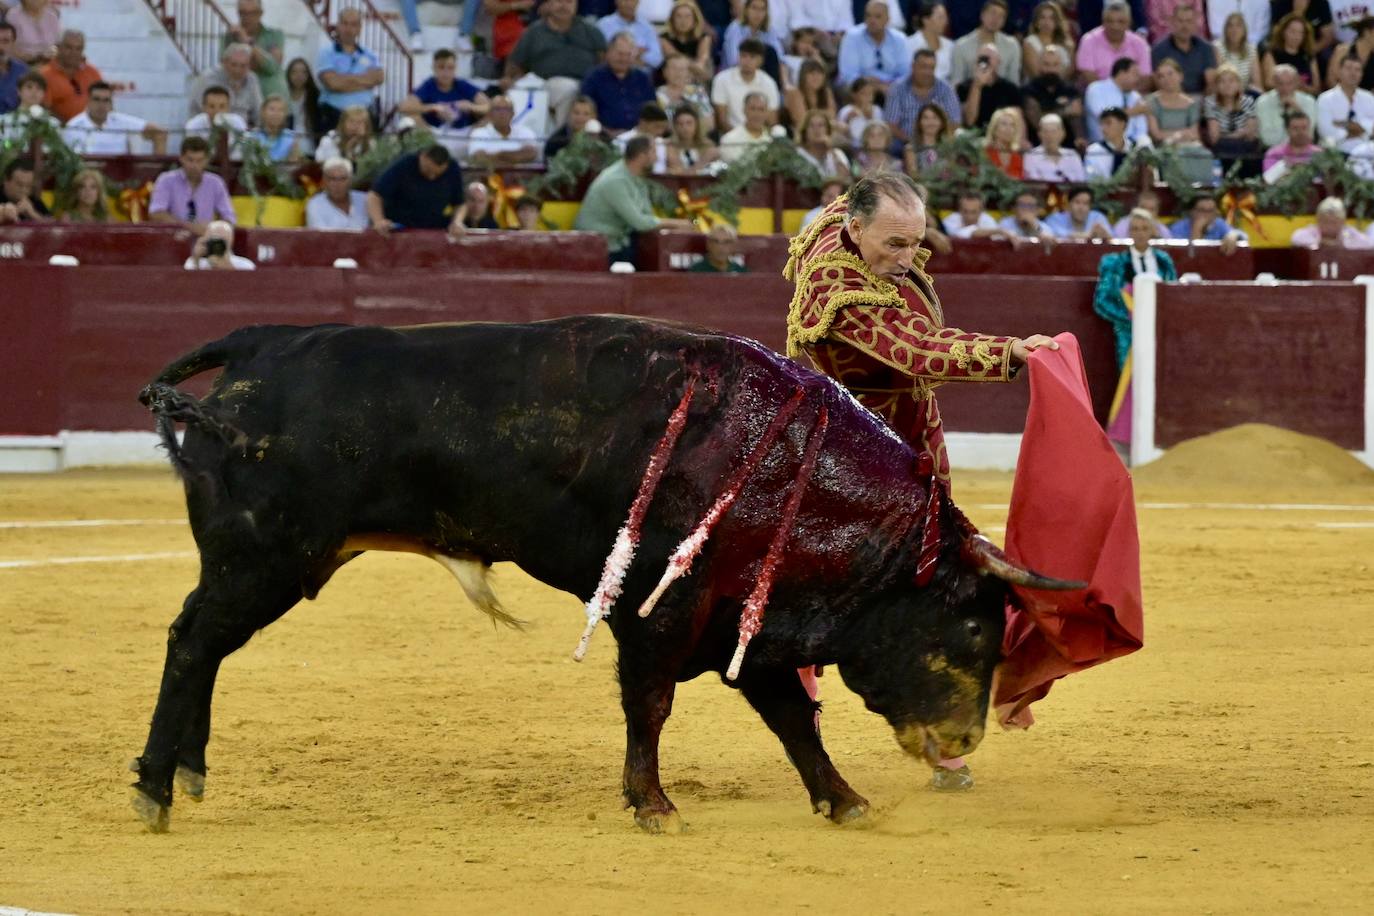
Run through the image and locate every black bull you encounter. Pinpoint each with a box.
[130,316,1078,834]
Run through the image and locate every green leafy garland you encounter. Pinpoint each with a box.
[0,112,89,191]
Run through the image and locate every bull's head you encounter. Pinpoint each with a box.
[835,530,1082,766]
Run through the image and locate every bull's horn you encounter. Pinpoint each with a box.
[963,535,1086,591]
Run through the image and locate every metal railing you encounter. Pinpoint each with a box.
[143,0,233,74]
[298,0,414,123]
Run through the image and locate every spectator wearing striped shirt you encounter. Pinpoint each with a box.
[882,49,960,143]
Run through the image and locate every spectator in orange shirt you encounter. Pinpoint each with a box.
[40,29,101,122]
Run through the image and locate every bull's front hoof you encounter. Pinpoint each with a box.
[130,788,171,833]
[930,764,974,792]
[633,807,685,835]
[816,796,871,826]
[175,765,206,802]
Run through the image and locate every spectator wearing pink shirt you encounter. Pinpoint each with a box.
[6,0,60,65]
[1145,0,1209,44]
[1289,196,1374,249]
[1077,1,1153,82]
[1262,108,1319,174]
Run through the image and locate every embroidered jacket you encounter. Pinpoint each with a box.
[785,195,1016,480]
[1091,247,1177,370]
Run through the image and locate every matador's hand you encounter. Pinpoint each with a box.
[1010,335,1060,364]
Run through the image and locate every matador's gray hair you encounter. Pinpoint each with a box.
[846,172,924,222]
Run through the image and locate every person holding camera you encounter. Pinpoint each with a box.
[956,43,1023,129]
[183,220,256,270]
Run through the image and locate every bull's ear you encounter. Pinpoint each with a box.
[961,535,1086,591]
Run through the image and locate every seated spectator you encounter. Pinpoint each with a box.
[942,188,1006,238]
[781,25,825,87]
[719,90,773,162]
[1283,0,1335,59]
[1146,1,1210,44]
[1147,58,1213,181]
[1151,1,1216,95]
[795,108,850,176]
[1109,188,1170,237]
[664,102,718,173]
[721,0,786,71]
[400,48,490,132]
[245,95,300,162]
[1023,112,1086,180]
[224,0,286,100]
[189,43,263,126]
[544,95,603,158]
[55,166,107,222]
[506,0,606,129]
[467,94,540,166]
[1021,44,1083,145]
[514,195,544,230]
[659,1,714,84]
[366,144,465,237]
[1022,1,1076,79]
[305,155,368,230]
[689,222,748,272]
[314,104,375,165]
[1205,63,1262,176]
[1317,53,1374,152]
[64,82,167,155]
[904,102,953,173]
[1084,57,1152,144]
[315,8,382,132]
[1084,106,1140,177]
[1262,13,1319,90]
[712,38,780,132]
[1289,195,1374,248]
[854,119,900,171]
[573,135,694,264]
[800,175,846,228]
[150,136,236,231]
[837,1,910,87]
[1214,11,1262,91]
[998,189,1056,240]
[951,1,1022,85]
[583,32,658,134]
[1325,14,1374,90]
[598,0,664,70]
[39,29,99,122]
[184,220,256,270]
[185,86,248,160]
[1255,63,1319,147]
[7,0,59,65]
[840,76,882,147]
[658,54,715,134]
[1168,194,1246,253]
[285,58,321,149]
[0,155,48,223]
[984,106,1028,178]
[886,49,962,141]
[613,101,670,169]
[957,43,1023,129]
[0,70,58,141]
[782,58,836,132]
[454,181,501,229]
[1046,186,1113,238]
[906,2,953,82]
[0,22,26,116]
[1077,1,1152,82]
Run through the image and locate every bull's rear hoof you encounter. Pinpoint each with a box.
[634,808,685,835]
[930,765,974,792]
[130,788,171,833]
[175,765,206,802]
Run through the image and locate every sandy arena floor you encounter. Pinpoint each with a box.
[1,451,1372,914]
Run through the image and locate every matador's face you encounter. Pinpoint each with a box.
[848,196,926,284]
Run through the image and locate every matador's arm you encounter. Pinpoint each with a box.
[826,304,1018,383]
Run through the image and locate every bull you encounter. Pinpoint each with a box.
[130,316,1079,834]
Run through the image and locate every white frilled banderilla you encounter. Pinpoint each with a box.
[573,381,829,681]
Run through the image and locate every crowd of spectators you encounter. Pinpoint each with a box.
[5,0,1374,255]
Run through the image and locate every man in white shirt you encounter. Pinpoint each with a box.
[466,94,539,166]
[306,156,369,230]
[612,101,670,172]
[769,0,854,46]
[63,81,167,154]
[1206,0,1270,46]
[712,38,780,131]
[1255,64,1319,148]
[1317,53,1374,152]
[183,220,256,270]
[718,91,773,163]
[941,190,1006,239]
[1083,58,1151,143]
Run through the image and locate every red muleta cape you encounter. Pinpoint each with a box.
[995,333,1144,728]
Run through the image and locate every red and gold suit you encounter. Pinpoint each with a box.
[785,195,1017,482]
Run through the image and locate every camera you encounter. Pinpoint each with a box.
[204,238,228,257]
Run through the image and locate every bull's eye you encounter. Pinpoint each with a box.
[966,620,982,638]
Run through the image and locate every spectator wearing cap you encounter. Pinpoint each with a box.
[1085,106,1147,177]
[956,43,1022,129]
[884,49,960,141]
[6,0,60,65]
[305,156,368,230]
[315,7,383,132]
[149,136,237,232]
[597,0,664,70]
[582,32,658,133]
[1024,113,1087,180]
[1289,196,1374,248]
[64,81,168,154]
[1255,63,1317,148]
[573,134,695,264]
[223,0,286,101]
[184,220,256,270]
[836,1,909,87]
[399,48,490,132]
[38,29,100,122]
[950,1,1022,86]
[0,155,49,224]
[0,22,27,115]
[1077,1,1152,82]
[1084,57,1152,142]
[366,144,466,237]
[689,223,748,272]
[466,94,540,166]
[711,37,780,131]
[189,43,263,126]
[1150,1,1217,95]
[1045,186,1114,239]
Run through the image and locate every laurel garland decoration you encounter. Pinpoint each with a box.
[0,111,88,190]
